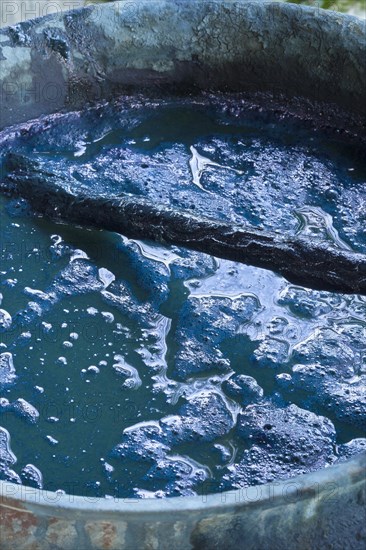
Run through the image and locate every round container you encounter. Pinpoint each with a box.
[0,1,365,548]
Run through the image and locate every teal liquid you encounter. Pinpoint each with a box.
[0,94,365,498]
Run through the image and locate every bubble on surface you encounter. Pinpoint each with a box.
[0,398,10,411]
[45,435,59,446]
[87,365,100,375]
[47,417,59,423]
[63,341,73,349]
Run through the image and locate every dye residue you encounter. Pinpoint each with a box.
[0,94,365,498]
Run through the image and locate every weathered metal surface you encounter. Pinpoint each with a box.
[0,0,365,130]
[0,452,365,549]
[0,1,365,549]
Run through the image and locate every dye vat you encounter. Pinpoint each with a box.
[0,1,365,549]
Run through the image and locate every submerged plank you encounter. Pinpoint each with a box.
[2,152,366,295]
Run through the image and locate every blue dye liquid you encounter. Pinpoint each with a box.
[0,94,365,498]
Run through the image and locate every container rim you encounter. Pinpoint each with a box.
[1,452,365,514]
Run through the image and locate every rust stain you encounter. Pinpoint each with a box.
[101,522,117,549]
[45,518,61,546]
[48,517,59,525]
[0,497,38,547]
[44,517,78,549]
[85,520,118,549]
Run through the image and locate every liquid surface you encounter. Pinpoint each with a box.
[0,94,365,498]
